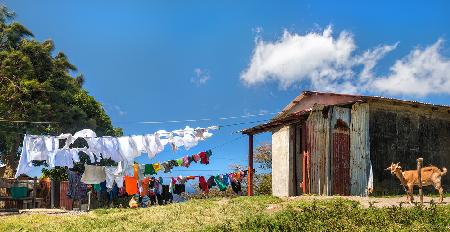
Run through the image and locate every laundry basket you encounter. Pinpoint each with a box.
[11,186,28,199]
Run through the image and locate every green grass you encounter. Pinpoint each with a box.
[0,196,449,232]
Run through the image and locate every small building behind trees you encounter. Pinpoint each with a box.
[242,91,450,197]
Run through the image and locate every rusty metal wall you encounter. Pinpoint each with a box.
[289,124,303,196]
[59,181,73,210]
[350,103,370,196]
[330,106,351,196]
[300,121,310,194]
[306,105,330,195]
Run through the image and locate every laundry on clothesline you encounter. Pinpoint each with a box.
[79,150,213,191]
[65,166,246,209]
[15,126,218,178]
[162,170,248,195]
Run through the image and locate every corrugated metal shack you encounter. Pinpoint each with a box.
[242,91,450,197]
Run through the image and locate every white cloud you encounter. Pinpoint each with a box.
[357,43,398,81]
[259,109,269,114]
[372,39,450,97]
[241,26,450,97]
[241,26,358,91]
[114,105,127,116]
[191,68,210,86]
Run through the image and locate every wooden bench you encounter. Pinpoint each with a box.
[0,177,39,209]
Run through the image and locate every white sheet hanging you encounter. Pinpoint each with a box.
[47,149,74,168]
[15,135,32,178]
[105,166,124,189]
[143,134,164,158]
[117,136,140,162]
[81,164,106,184]
[131,135,146,153]
[101,137,123,162]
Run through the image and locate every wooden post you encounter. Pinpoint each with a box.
[50,179,55,208]
[87,191,91,211]
[32,177,37,209]
[248,134,254,196]
[417,158,423,205]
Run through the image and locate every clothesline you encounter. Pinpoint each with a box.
[210,134,245,151]
[0,118,271,136]
[133,150,213,175]
[26,126,218,139]
[0,110,280,125]
[136,111,280,124]
[158,170,223,173]
[158,169,251,179]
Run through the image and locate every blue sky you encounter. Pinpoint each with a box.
[4,1,450,183]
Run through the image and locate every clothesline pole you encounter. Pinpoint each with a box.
[247,134,254,196]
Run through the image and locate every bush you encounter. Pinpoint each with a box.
[255,174,272,195]
[214,199,450,232]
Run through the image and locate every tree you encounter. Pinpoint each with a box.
[254,143,272,170]
[253,143,272,195]
[0,5,122,177]
[228,142,273,195]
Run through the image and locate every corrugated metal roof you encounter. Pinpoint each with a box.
[276,91,450,120]
[242,90,450,135]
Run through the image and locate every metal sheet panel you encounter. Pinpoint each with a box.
[59,181,73,210]
[306,105,330,195]
[301,121,310,194]
[330,106,351,195]
[350,103,370,196]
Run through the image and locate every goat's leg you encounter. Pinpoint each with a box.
[407,184,414,204]
[434,182,444,203]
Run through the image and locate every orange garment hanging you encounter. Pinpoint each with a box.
[140,177,151,197]
[133,163,139,179]
[124,176,138,195]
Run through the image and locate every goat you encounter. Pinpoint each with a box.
[386,162,447,203]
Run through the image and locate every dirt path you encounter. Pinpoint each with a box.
[288,195,449,208]
[0,208,88,216]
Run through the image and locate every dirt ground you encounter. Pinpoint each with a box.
[288,195,450,208]
[0,208,87,216]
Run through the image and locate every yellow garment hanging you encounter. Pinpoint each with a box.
[152,163,161,172]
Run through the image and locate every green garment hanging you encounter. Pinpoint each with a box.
[214,176,227,191]
[93,184,101,192]
[144,164,156,175]
[206,150,213,158]
[176,158,183,166]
